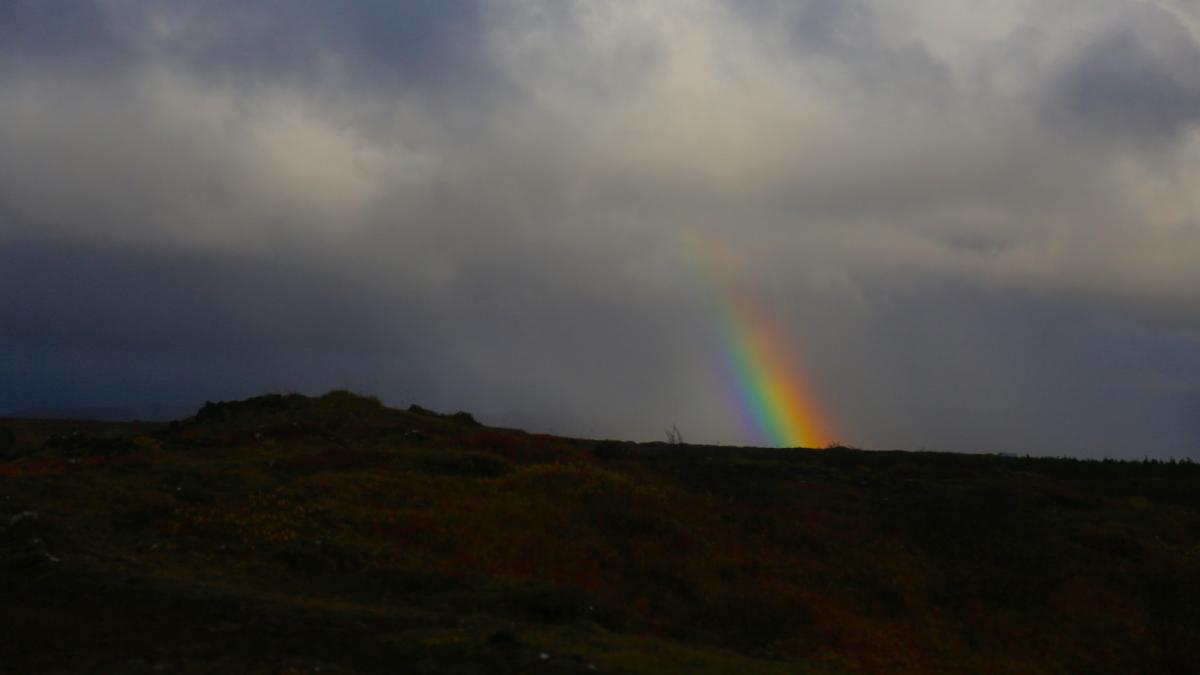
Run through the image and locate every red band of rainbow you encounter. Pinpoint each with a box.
[685,231,833,448]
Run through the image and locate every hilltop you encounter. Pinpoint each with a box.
[1,391,1198,673]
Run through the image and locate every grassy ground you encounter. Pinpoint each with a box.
[2,391,1198,673]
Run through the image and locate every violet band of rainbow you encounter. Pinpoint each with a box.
[685,230,833,448]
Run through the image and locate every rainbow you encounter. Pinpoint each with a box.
[686,233,834,448]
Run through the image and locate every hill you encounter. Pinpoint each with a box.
[1,391,1198,673]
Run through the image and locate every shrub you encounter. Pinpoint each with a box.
[593,440,634,460]
[0,426,16,457]
[450,411,480,426]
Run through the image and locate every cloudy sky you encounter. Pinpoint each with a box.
[3,1,1200,457]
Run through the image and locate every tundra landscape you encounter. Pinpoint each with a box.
[2,392,1198,673]
[5,3,1200,672]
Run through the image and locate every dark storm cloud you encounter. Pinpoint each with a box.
[2,0,1200,456]
[801,280,1200,457]
[1049,7,1200,141]
[156,1,492,95]
[0,1,127,70]
[0,237,401,352]
[0,234,448,414]
[0,0,496,110]
[0,1,489,89]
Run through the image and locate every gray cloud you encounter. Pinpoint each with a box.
[0,1,492,90]
[2,0,1199,457]
[0,1,127,71]
[1048,4,1200,141]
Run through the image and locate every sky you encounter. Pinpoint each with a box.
[2,0,1200,458]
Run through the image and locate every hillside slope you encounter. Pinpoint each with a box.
[2,391,1198,673]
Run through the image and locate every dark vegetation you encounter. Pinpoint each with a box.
[1,390,1198,673]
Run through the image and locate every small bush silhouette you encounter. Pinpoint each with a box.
[593,439,633,460]
[0,426,16,457]
[666,424,684,445]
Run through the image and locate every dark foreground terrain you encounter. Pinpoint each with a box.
[2,391,1198,674]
